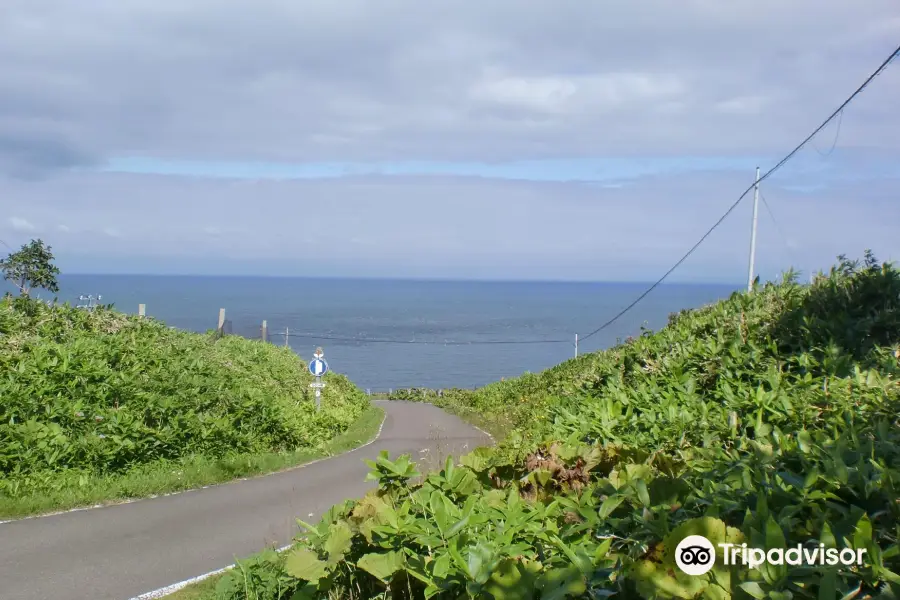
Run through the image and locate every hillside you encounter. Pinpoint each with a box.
[211,252,900,600]
[0,296,372,516]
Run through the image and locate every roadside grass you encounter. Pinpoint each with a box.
[165,573,223,600]
[0,404,384,521]
[165,416,465,600]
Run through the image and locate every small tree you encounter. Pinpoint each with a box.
[0,239,60,296]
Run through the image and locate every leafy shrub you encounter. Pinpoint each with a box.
[215,253,900,599]
[0,298,368,488]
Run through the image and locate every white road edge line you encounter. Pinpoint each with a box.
[128,544,294,600]
[0,407,389,527]
[125,411,389,599]
[471,425,496,443]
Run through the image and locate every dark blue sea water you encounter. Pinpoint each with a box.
[10,276,740,390]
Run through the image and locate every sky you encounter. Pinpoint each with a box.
[1,0,899,283]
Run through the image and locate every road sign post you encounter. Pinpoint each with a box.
[308,347,328,410]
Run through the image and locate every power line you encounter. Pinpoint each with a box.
[578,42,900,344]
[231,44,899,350]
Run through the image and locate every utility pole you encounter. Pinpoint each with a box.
[284,326,289,348]
[575,333,578,358]
[747,166,760,292]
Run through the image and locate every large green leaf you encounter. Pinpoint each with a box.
[630,560,706,600]
[484,559,536,600]
[284,548,330,582]
[357,551,405,583]
[323,521,353,563]
[535,566,587,600]
[598,495,624,519]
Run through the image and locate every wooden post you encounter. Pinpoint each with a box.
[261,320,268,341]
[217,308,226,331]
[138,304,146,318]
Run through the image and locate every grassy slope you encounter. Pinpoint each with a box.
[0,297,374,518]
[211,254,900,599]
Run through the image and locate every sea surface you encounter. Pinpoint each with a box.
[13,276,740,391]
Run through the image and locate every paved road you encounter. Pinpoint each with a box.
[0,401,492,600]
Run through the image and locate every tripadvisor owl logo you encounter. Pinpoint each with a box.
[675,535,716,575]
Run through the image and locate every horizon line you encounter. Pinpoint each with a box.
[58,272,747,286]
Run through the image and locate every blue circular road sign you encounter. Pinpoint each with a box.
[308,358,329,377]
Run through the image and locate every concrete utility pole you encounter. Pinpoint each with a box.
[747,166,761,292]
[575,333,578,358]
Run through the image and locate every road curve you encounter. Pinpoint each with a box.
[0,401,493,600]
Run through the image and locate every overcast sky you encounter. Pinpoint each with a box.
[1,0,898,282]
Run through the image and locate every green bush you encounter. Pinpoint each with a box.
[215,253,900,599]
[0,298,368,484]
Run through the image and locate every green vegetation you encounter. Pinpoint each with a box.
[0,295,373,518]
[212,252,900,599]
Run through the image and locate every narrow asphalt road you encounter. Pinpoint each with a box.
[0,401,493,600]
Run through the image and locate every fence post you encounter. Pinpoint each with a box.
[217,308,226,333]
[285,326,289,348]
[261,320,268,341]
[138,304,146,318]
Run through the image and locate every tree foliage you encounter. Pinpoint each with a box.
[0,238,60,296]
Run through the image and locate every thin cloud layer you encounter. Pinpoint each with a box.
[2,170,896,281]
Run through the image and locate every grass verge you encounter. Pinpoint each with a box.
[165,570,230,600]
[0,404,384,521]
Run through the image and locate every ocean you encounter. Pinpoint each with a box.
[10,275,740,391]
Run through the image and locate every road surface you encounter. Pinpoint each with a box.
[0,401,492,600]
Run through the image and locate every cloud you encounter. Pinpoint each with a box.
[9,217,36,232]
[57,224,70,232]
[0,1,898,280]
[0,0,898,174]
[715,95,773,116]
[469,71,686,117]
